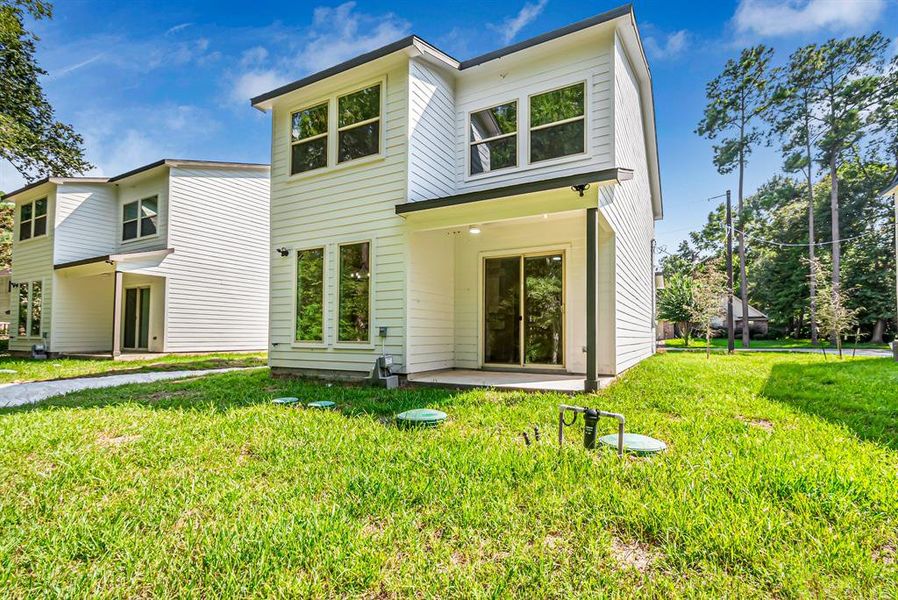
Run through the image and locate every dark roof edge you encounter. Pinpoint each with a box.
[251,36,419,107]
[108,158,270,183]
[395,168,631,214]
[460,4,632,69]
[1,177,51,202]
[881,174,898,195]
[53,254,112,270]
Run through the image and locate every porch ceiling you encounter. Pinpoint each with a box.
[54,248,174,277]
[396,168,631,230]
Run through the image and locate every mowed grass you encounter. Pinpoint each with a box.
[0,353,896,598]
[663,337,892,350]
[0,352,267,384]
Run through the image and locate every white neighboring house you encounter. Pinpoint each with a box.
[251,5,663,391]
[2,159,270,356]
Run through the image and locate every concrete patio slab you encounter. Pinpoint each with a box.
[407,369,613,393]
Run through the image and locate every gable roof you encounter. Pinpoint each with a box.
[1,159,269,201]
[250,4,635,108]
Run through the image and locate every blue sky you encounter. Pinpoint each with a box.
[2,0,896,252]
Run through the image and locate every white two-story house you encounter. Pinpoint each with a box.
[3,159,270,356]
[251,5,662,391]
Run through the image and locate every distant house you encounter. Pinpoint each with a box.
[2,159,270,356]
[711,297,769,335]
[251,5,663,391]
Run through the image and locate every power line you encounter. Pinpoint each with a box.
[727,224,883,248]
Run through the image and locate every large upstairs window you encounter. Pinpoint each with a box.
[338,84,381,163]
[469,101,517,175]
[291,102,328,174]
[529,82,586,163]
[122,196,158,241]
[19,198,47,241]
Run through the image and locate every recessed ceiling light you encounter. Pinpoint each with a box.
[468,225,481,234]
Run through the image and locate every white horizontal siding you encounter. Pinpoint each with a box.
[53,183,117,264]
[114,172,169,254]
[161,166,270,352]
[448,29,615,197]
[601,34,655,374]
[51,273,113,353]
[268,58,409,373]
[408,58,457,201]
[10,187,54,352]
[406,230,454,372]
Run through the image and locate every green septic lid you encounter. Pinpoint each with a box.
[599,433,667,456]
[307,400,336,409]
[396,408,447,428]
[272,397,300,405]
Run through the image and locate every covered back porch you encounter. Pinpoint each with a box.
[52,249,170,356]
[399,170,628,392]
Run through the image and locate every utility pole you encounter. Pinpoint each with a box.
[726,190,735,354]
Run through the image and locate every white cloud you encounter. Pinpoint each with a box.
[733,0,886,37]
[165,23,193,36]
[491,0,549,45]
[644,30,690,60]
[227,2,411,105]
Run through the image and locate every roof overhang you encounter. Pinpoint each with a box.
[396,169,630,230]
[54,248,174,277]
[1,177,109,202]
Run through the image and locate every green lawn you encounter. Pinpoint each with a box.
[0,353,896,597]
[0,352,267,384]
[663,337,892,350]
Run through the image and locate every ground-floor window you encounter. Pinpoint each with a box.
[17,280,43,337]
[338,241,370,343]
[295,247,325,342]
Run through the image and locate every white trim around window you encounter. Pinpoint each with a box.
[15,279,44,339]
[466,99,519,178]
[463,77,591,182]
[527,80,589,165]
[17,197,49,242]
[287,77,387,180]
[334,239,374,348]
[291,244,328,348]
[121,195,160,243]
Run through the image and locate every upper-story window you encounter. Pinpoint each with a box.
[338,84,381,163]
[122,196,158,241]
[19,198,47,241]
[289,83,382,176]
[529,82,586,163]
[469,102,517,176]
[291,102,328,174]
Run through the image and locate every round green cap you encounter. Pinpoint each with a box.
[599,433,667,456]
[272,397,299,405]
[307,400,336,409]
[396,408,447,428]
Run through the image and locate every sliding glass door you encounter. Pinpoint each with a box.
[483,252,564,367]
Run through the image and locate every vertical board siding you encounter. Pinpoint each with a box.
[601,34,656,373]
[54,184,118,264]
[10,188,55,352]
[408,58,457,201]
[406,230,454,372]
[163,167,270,351]
[268,58,409,374]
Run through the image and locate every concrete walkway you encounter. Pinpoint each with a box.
[0,367,265,409]
[660,345,893,358]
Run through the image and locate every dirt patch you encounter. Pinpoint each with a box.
[361,517,388,538]
[96,432,142,447]
[543,532,564,551]
[737,416,774,432]
[873,542,895,565]
[611,537,658,573]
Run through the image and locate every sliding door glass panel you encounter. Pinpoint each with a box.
[524,254,564,365]
[138,288,151,349]
[123,288,137,349]
[484,257,521,364]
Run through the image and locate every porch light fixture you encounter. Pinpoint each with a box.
[571,183,590,197]
[276,247,290,257]
[468,225,481,235]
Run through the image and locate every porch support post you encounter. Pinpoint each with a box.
[585,207,600,392]
[111,270,123,358]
